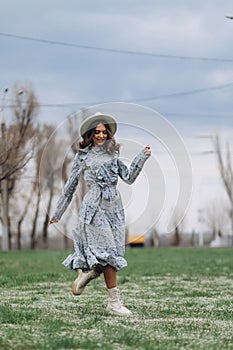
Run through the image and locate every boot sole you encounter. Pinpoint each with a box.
[72,270,84,296]
[106,306,132,316]
[72,269,100,296]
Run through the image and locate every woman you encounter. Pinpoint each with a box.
[49,112,151,316]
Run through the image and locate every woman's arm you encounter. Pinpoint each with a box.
[118,145,151,185]
[49,153,82,222]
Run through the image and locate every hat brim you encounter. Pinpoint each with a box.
[80,113,117,137]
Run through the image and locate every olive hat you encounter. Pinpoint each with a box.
[80,112,117,137]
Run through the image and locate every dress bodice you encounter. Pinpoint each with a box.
[53,145,150,222]
[82,146,115,189]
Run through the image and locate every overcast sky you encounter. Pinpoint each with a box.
[1,0,233,234]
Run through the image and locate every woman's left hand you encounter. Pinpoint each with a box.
[144,145,151,156]
[49,217,59,224]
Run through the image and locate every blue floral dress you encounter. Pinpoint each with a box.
[53,145,150,272]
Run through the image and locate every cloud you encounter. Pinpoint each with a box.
[1,1,233,133]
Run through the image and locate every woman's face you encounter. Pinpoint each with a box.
[92,123,108,146]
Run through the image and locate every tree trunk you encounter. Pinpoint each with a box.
[214,136,233,241]
[212,227,217,241]
[173,227,180,246]
[17,221,22,251]
[42,184,54,248]
[8,212,12,250]
[1,179,9,251]
[31,187,40,249]
[17,193,33,250]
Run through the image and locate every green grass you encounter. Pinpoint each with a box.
[0,248,232,349]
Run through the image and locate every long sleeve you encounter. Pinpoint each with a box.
[118,150,150,185]
[53,153,82,220]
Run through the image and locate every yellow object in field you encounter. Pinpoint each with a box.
[127,234,145,246]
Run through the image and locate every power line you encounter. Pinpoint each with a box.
[164,112,233,118]
[0,31,233,63]
[5,80,233,108]
[118,81,233,102]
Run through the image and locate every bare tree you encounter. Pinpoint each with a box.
[9,174,35,250]
[39,126,64,248]
[28,122,74,249]
[145,226,159,247]
[30,124,60,249]
[213,135,233,242]
[17,188,34,250]
[204,200,230,240]
[171,209,186,246]
[0,84,38,181]
[30,125,48,249]
[0,83,39,250]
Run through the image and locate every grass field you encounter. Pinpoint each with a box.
[0,247,232,350]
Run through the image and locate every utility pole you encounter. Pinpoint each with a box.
[0,88,9,251]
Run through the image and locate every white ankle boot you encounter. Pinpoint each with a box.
[72,269,100,295]
[106,287,132,316]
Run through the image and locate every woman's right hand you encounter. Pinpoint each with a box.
[49,217,59,224]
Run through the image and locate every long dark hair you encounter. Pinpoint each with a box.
[79,119,120,154]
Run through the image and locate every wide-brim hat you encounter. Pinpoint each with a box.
[80,112,117,137]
